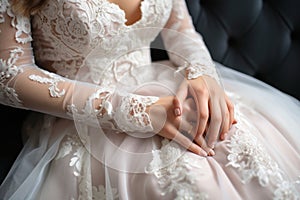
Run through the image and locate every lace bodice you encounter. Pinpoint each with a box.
[31,0,172,82]
[0,0,218,131]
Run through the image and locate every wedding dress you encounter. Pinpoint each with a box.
[0,0,300,199]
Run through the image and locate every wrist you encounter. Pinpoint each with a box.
[113,93,159,133]
[178,62,220,84]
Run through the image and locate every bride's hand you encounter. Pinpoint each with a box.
[175,76,236,155]
[147,96,208,156]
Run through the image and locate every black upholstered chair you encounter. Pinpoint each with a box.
[1,0,300,184]
[186,0,300,100]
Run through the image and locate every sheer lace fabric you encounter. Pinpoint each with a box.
[0,0,170,132]
[0,0,300,199]
[0,0,219,134]
[161,0,220,83]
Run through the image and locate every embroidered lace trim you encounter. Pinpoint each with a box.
[177,61,221,84]
[29,69,66,98]
[0,47,24,106]
[66,87,114,127]
[146,139,208,200]
[0,0,32,43]
[226,93,300,199]
[66,88,158,133]
[114,94,159,133]
[56,133,119,200]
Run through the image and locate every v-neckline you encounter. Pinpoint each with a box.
[105,0,145,28]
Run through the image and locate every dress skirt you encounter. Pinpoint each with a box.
[0,62,299,200]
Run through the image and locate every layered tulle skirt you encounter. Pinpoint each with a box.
[1,62,299,200]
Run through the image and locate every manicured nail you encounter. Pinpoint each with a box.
[174,108,181,116]
[199,149,208,157]
[233,119,237,124]
[208,149,215,156]
[209,142,216,149]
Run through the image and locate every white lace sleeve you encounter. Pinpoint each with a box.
[67,89,159,133]
[0,1,158,133]
[162,0,220,84]
[0,1,104,122]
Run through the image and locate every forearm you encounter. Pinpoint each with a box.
[161,0,220,84]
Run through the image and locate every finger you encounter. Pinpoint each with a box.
[225,95,235,126]
[174,80,189,117]
[193,134,214,156]
[187,82,210,139]
[195,94,210,139]
[173,96,182,116]
[233,119,237,124]
[162,124,207,156]
[205,99,222,149]
[219,99,230,140]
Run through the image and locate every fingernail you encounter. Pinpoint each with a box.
[199,149,207,157]
[174,108,181,116]
[209,142,216,149]
[233,119,237,124]
[208,149,215,156]
[223,133,228,140]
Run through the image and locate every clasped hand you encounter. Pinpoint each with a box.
[148,75,236,156]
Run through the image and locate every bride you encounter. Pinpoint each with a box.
[0,0,299,199]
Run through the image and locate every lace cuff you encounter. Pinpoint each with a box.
[113,94,159,133]
[177,62,221,84]
[67,89,159,133]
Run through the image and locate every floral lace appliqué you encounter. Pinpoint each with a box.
[30,0,171,81]
[146,139,209,200]
[0,0,9,24]
[66,87,115,128]
[177,61,221,84]
[226,102,300,200]
[56,133,119,200]
[92,185,119,200]
[29,69,66,97]
[0,0,32,43]
[114,94,159,133]
[0,47,24,106]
